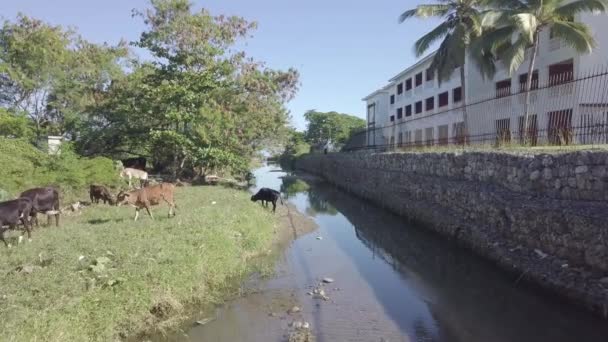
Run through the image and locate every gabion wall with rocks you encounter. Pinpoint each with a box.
[297,151,608,316]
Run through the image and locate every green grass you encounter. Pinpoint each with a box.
[0,186,277,341]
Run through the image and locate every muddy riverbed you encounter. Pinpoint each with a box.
[176,164,608,342]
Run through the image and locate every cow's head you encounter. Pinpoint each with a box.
[115,191,130,206]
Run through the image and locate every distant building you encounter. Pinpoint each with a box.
[364,10,608,148]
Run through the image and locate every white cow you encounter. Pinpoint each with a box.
[120,168,148,188]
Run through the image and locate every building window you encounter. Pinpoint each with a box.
[390,94,395,104]
[414,129,423,146]
[425,96,434,111]
[438,125,449,145]
[415,72,423,87]
[549,60,574,86]
[495,118,511,144]
[438,91,449,107]
[519,71,539,92]
[453,87,462,103]
[405,78,412,91]
[405,104,412,117]
[397,83,404,95]
[415,101,423,114]
[397,107,403,119]
[495,79,512,98]
[390,115,395,122]
[548,109,573,145]
[425,127,434,146]
[426,68,434,82]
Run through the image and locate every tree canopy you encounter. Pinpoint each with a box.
[303,110,365,145]
[0,0,300,179]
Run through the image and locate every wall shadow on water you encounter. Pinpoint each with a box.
[301,178,608,342]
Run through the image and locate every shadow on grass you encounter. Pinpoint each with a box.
[87,218,125,225]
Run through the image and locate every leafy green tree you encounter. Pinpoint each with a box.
[399,0,495,140]
[0,108,34,139]
[0,14,128,141]
[0,14,71,139]
[303,110,365,145]
[92,0,300,178]
[478,0,607,142]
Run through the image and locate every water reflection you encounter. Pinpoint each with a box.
[280,175,337,217]
[304,179,608,342]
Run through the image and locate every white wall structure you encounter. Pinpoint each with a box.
[364,11,608,149]
[47,136,63,155]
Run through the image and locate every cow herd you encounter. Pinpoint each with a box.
[0,164,176,247]
[1,161,282,247]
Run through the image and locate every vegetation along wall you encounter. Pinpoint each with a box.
[297,150,608,317]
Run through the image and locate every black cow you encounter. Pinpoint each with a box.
[89,185,114,205]
[0,198,33,247]
[121,157,147,171]
[19,187,60,227]
[251,188,283,213]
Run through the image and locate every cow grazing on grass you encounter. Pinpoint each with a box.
[116,182,176,221]
[19,187,60,227]
[89,185,114,205]
[0,198,33,247]
[120,167,148,188]
[251,188,283,213]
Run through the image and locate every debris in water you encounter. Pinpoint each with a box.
[534,249,548,259]
[322,278,334,284]
[195,317,215,326]
[268,312,278,317]
[561,263,569,268]
[316,236,323,240]
[288,306,301,314]
[211,201,217,205]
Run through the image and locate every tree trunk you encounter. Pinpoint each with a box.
[460,64,469,144]
[523,34,540,145]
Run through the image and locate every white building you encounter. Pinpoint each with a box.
[364,11,608,149]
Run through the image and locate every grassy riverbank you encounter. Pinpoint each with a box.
[0,186,277,341]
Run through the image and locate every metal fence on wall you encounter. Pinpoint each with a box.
[344,65,608,152]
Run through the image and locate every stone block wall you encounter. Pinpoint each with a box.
[296,150,608,273]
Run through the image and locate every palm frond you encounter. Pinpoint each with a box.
[483,0,528,10]
[399,4,451,22]
[430,34,460,84]
[512,13,538,44]
[550,20,596,53]
[555,0,608,17]
[501,35,528,75]
[414,20,454,57]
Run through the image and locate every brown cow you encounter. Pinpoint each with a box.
[89,185,114,205]
[116,183,176,221]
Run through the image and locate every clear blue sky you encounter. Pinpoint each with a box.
[0,0,438,130]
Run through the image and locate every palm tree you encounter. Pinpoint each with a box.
[399,0,494,143]
[479,0,608,143]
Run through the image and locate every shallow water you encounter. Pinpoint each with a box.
[185,164,608,342]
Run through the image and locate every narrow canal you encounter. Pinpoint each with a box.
[186,164,608,342]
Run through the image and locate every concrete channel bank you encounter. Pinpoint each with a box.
[296,150,608,317]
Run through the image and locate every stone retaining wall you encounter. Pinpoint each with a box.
[296,150,608,316]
